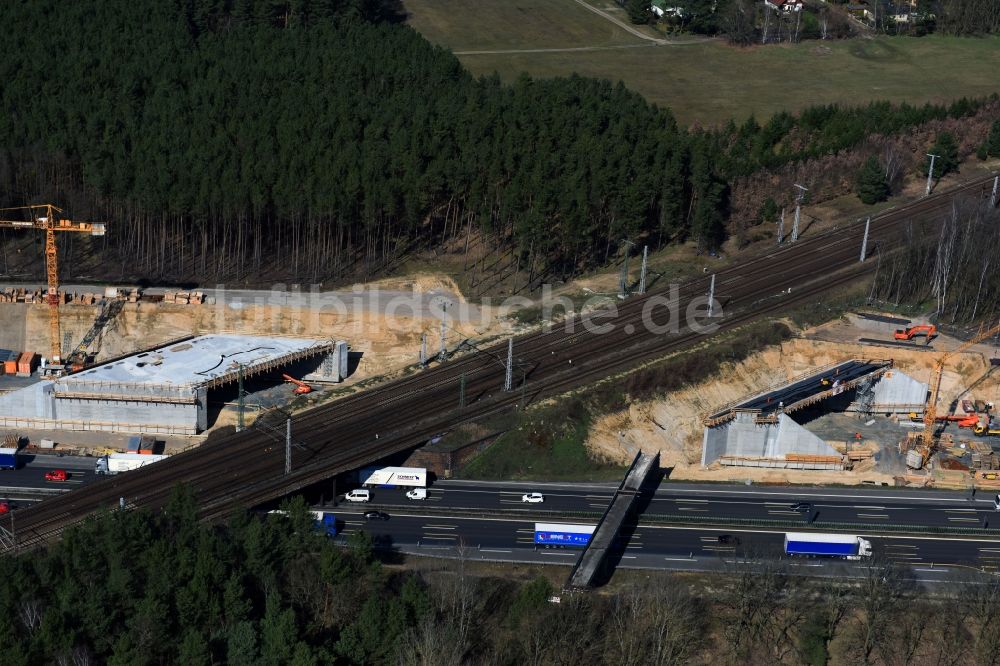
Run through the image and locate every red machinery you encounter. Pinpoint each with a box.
[282,374,313,395]
[894,324,937,343]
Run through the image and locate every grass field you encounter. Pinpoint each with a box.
[404,0,645,51]
[403,0,1000,126]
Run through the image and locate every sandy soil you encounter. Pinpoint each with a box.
[586,314,999,486]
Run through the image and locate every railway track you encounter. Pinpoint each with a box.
[3,174,995,551]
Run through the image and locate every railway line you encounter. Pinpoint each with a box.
[2,174,995,552]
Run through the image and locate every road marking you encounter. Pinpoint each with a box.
[660,488,998,505]
[853,505,886,510]
[678,507,707,512]
[335,511,1000,549]
[979,548,1000,553]
[539,551,576,557]
[857,514,890,519]
[423,524,456,530]
[345,521,363,526]
[621,555,637,560]
[886,544,917,549]
[479,548,512,553]
[699,537,717,542]
[945,509,978,513]
[663,557,696,562]
[947,517,981,523]
[767,510,802,516]
[914,568,949,573]
[676,499,708,503]
[422,534,457,540]
[788,563,823,567]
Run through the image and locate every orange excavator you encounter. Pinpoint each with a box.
[282,374,313,395]
[894,324,937,343]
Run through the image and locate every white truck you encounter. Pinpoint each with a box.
[356,466,427,488]
[95,453,168,476]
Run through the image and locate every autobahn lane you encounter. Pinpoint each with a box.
[329,507,1000,576]
[0,454,96,500]
[362,480,1000,531]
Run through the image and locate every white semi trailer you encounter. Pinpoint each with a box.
[95,453,168,475]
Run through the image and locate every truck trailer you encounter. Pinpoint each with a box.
[0,447,18,470]
[534,523,596,547]
[95,453,168,475]
[784,532,872,560]
[356,466,427,488]
[312,511,338,537]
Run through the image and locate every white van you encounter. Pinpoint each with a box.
[344,489,370,503]
[406,488,427,500]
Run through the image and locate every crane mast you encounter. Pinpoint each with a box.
[922,319,1000,446]
[0,204,106,364]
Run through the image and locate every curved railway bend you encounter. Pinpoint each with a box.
[2,174,997,552]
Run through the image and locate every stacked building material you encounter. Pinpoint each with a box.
[0,350,19,375]
[15,352,38,377]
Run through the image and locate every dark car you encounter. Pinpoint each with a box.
[717,534,741,546]
[790,502,812,512]
[363,511,389,521]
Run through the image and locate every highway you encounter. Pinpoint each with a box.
[351,480,1000,531]
[0,454,96,506]
[332,508,1000,584]
[4,173,997,551]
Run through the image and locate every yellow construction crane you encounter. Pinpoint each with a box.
[0,204,106,364]
[922,319,1000,447]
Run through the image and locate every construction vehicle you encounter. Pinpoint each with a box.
[936,413,980,429]
[920,320,1000,459]
[0,204,106,365]
[894,324,937,343]
[975,422,1000,437]
[282,374,313,395]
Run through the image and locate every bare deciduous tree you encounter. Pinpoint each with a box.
[842,556,906,665]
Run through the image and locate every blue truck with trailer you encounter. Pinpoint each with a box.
[784,532,872,560]
[534,523,596,547]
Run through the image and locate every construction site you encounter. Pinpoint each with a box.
[586,312,1000,490]
[0,203,489,453]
